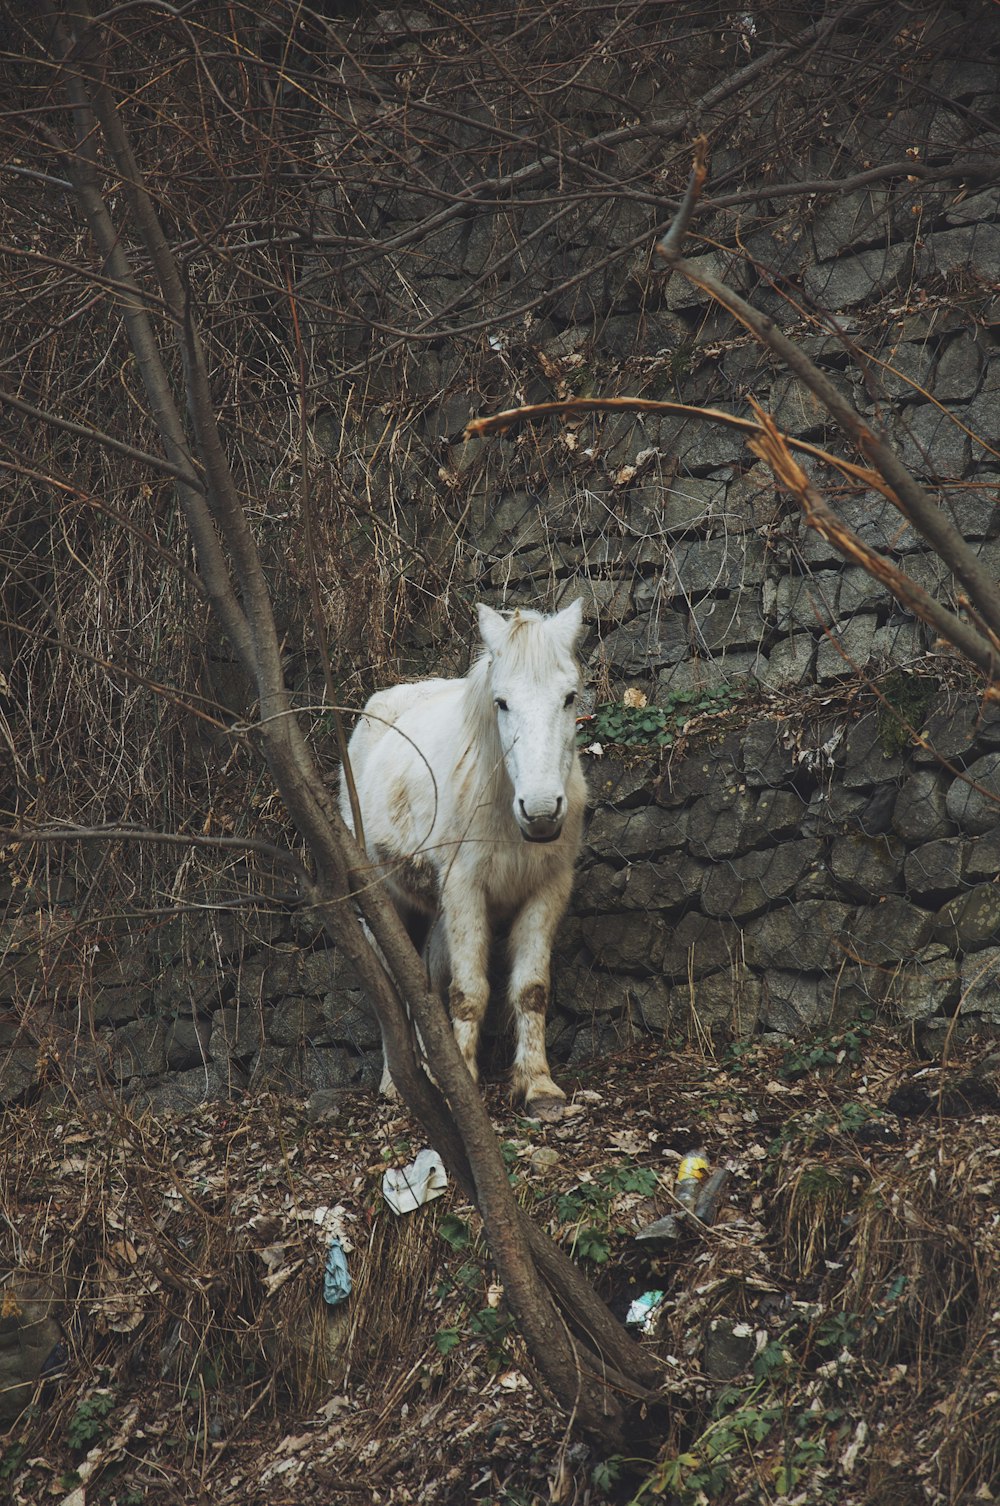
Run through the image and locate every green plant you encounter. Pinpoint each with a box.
[752,1337,792,1382]
[601,1164,659,1196]
[816,1307,862,1351]
[434,1326,462,1356]
[876,670,938,755]
[438,1213,472,1250]
[67,1390,117,1451]
[777,1013,872,1081]
[0,1442,28,1481]
[435,1246,516,1367]
[837,1100,880,1135]
[578,685,739,751]
[570,1226,612,1263]
[592,1455,624,1493]
[555,1163,658,1263]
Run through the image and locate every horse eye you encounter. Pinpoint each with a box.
[564,691,576,709]
[494,697,509,712]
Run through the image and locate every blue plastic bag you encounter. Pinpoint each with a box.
[323,1237,352,1306]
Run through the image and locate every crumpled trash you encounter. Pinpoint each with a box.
[382,1148,448,1214]
[322,1237,352,1307]
[625,1289,665,1332]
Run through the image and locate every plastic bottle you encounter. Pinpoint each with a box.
[675,1151,710,1209]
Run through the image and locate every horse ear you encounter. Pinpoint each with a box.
[477,603,508,655]
[553,597,585,650]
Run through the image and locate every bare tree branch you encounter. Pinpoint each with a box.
[654,152,1000,649]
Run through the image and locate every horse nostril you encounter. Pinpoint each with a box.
[553,796,563,818]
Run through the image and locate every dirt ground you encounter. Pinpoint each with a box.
[1,1021,998,1506]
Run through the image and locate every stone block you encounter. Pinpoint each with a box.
[111,1018,167,1082]
[891,771,957,843]
[842,715,904,788]
[903,837,968,901]
[934,333,985,401]
[761,634,815,688]
[321,996,382,1050]
[0,1278,63,1424]
[609,857,706,914]
[916,223,1000,284]
[759,972,826,1033]
[803,243,911,310]
[946,753,1000,834]
[662,476,728,531]
[660,912,745,981]
[269,997,325,1047]
[210,1006,264,1062]
[596,613,688,674]
[586,806,684,860]
[662,251,743,309]
[687,790,756,859]
[765,570,839,632]
[742,722,797,787]
[656,730,744,804]
[963,829,1000,882]
[165,1015,211,1072]
[90,985,150,1026]
[586,912,667,973]
[829,832,906,899]
[744,902,854,972]
[701,839,819,920]
[556,963,638,1018]
[0,1047,41,1107]
[849,895,933,963]
[808,188,889,260]
[657,651,763,693]
[888,946,960,1021]
[894,402,972,479]
[936,884,1000,951]
[625,977,675,1033]
[689,968,762,1033]
[585,750,658,808]
[666,535,766,597]
[815,614,879,680]
[744,788,810,845]
[959,947,1000,1020]
[690,593,766,654]
[144,1061,244,1113]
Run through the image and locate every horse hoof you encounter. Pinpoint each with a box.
[524,1095,566,1123]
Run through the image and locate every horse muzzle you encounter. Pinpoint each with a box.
[517,798,565,843]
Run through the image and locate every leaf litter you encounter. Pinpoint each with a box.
[0,1025,998,1503]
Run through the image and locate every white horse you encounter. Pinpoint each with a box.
[340,599,586,1115]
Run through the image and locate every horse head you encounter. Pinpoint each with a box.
[477,598,584,843]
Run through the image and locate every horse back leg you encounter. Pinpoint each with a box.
[506,897,566,1115]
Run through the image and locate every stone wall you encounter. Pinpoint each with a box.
[6,681,1000,1110]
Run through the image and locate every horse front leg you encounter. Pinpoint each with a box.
[440,885,491,1084]
[506,898,566,1117]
